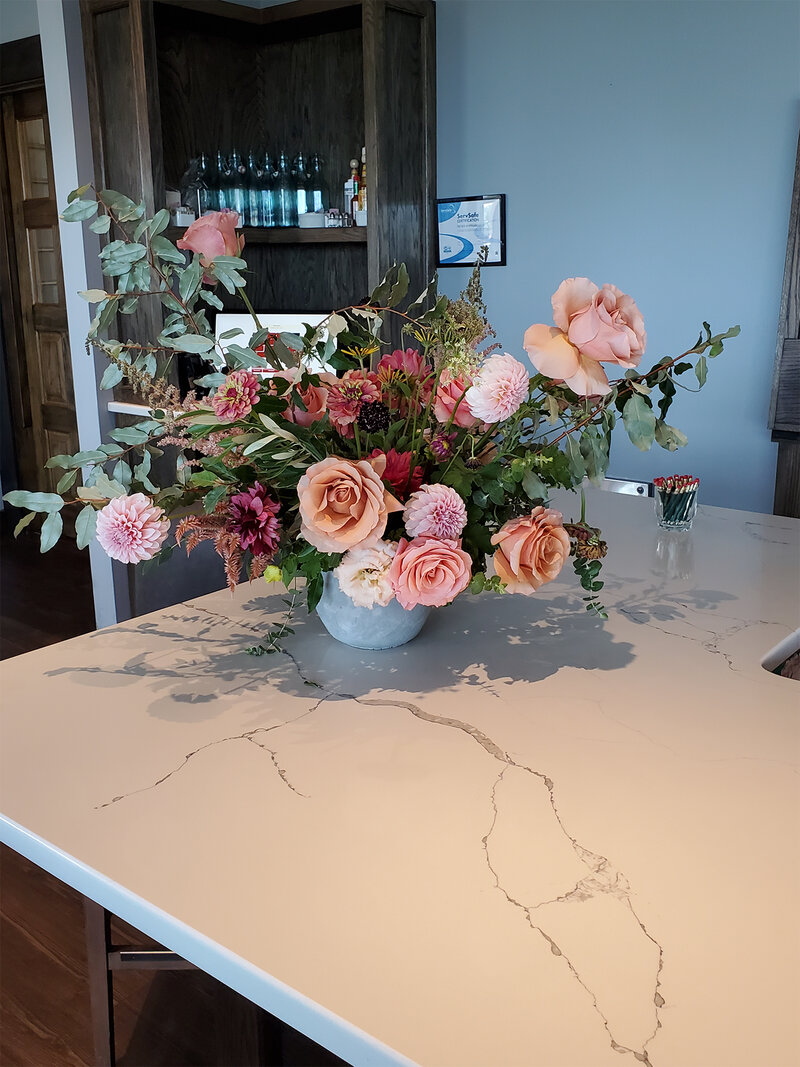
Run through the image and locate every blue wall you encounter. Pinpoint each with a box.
[436,0,800,512]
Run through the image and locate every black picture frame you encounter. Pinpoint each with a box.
[436,194,506,267]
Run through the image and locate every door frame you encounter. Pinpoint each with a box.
[0,36,45,495]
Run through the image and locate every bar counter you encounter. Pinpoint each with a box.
[1,489,798,1066]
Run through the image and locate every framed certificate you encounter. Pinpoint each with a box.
[437,194,506,267]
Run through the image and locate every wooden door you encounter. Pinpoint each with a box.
[1,86,78,493]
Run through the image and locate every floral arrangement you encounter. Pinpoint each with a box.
[4,189,739,649]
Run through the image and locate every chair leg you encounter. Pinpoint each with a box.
[83,897,115,1067]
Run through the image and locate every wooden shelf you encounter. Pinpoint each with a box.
[166,225,367,245]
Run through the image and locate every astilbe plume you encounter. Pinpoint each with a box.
[175,505,275,592]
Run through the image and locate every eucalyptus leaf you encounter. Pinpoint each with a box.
[40,510,63,553]
[99,363,124,390]
[150,235,186,264]
[90,471,127,498]
[113,460,133,490]
[171,333,215,354]
[150,208,170,236]
[199,289,224,310]
[521,470,547,501]
[694,355,707,387]
[89,214,112,234]
[67,184,91,203]
[179,257,202,303]
[622,393,656,451]
[79,289,109,303]
[565,436,586,481]
[109,426,150,445]
[76,505,97,550]
[60,198,98,222]
[3,490,64,512]
[13,511,36,537]
[326,313,347,338]
[56,469,79,494]
[654,420,689,451]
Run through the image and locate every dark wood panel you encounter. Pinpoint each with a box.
[154,2,365,204]
[774,439,800,518]
[0,37,43,92]
[364,0,436,341]
[236,242,368,312]
[166,224,367,245]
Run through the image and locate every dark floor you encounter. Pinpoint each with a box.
[0,516,346,1066]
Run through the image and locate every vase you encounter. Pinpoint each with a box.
[315,572,430,649]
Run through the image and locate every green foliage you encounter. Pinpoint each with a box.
[40,511,63,553]
[622,393,656,451]
[4,490,64,512]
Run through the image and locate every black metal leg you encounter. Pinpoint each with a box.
[83,898,115,1067]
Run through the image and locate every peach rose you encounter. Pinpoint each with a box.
[177,209,244,267]
[491,506,571,595]
[271,370,336,428]
[524,277,646,397]
[433,367,480,428]
[553,278,646,367]
[297,455,402,553]
[388,536,472,609]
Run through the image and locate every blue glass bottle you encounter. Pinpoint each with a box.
[273,152,297,227]
[260,153,275,228]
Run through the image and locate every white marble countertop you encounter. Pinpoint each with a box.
[1,490,798,1067]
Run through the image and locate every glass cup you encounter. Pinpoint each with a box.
[654,486,698,530]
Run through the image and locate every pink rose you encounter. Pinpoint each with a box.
[388,536,472,609]
[553,278,646,367]
[491,506,571,595]
[176,209,244,267]
[434,367,480,428]
[297,455,402,553]
[524,277,646,397]
[270,370,336,428]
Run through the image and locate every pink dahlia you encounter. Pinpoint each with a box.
[403,483,467,541]
[227,482,281,557]
[465,353,529,423]
[327,370,380,437]
[369,448,424,501]
[96,493,169,564]
[212,370,261,422]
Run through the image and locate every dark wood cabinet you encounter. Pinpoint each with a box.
[78,0,436,616]
[80,0,436,316]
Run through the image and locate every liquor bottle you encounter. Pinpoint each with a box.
[292,153,309,216]
[357,146,367,215]
[228,150,248,222]
[261,153,275,227]
[246,150,263,227]
[273,152,297,227]
[216,151,231,211]
[344,158,359,218]
[308,153,327,213]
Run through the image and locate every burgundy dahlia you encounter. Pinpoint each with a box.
[227,482,281,557]
[369,447,424,500]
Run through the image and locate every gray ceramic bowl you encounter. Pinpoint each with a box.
[316,571,431,649]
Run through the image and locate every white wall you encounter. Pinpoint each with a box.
[437,0,800,512]
[0,0,38,42]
